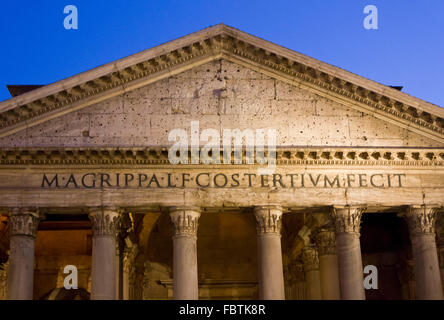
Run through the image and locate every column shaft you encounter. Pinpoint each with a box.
[89,208,120,300]
[173,235,198,299]
[336,233,365,299]
[436,222,444,296]
[254,206,285,300]
[314,229,341,300]
[302,245,321,300]
[405,205,443,300]
[331,206,366,300]
[170,207,200,300]
[7,209,40,300]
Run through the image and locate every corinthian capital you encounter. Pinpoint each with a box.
[301,245,319,272]
[9,208,41,238]
[89,207,120,237]
[313,228,336,256]
[331,205,365,234]
[253,206,283,235]
[287,262,305,282]
[404,205,439,236]
[169,207,201,236]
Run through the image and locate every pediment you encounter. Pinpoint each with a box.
[0,59,442,151]
[0,24,443,147]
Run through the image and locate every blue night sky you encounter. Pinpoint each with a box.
[1,0,443,106]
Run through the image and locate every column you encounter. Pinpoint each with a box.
[301,245,322,300]
[286,262,305,300]
[254,206,285,300]
[7,208,41,300]
[313,228,341,299]
[169,207,200,300]
[331,205,366,300]
[89,207,120,300]
[404,205,443,300]
[123,244,138,300]
[436,221,444,292]
[406,260,415,299]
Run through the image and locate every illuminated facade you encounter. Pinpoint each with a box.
[0,24,442,300]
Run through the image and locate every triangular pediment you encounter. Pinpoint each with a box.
[0,23,443,146]
[0,59,442,150]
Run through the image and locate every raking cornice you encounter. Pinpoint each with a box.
[0,24,443,142]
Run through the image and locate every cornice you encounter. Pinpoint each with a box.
[0,28,443,141]
[0,147,442,167]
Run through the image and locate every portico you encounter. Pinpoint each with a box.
[2,202,443,300]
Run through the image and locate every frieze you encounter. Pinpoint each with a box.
[40,172,406,189]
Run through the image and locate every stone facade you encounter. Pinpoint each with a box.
[0,24,442,300]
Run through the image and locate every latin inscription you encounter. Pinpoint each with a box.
[41,172,406,189]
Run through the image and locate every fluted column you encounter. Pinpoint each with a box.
[313,228,341,299]
[7,208,41,300]
[404,205,443,300]
[285,262,305,300]
[331,205,366,300]
[89,207,120,300]
[302,245,322,300]
[254,206,285,300]
[169,207,200,300]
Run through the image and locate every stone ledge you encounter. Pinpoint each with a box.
[0,147,442,166]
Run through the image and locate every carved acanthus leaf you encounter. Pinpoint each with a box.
[89,208,120,237]
[301,245,319,272]
[313,228,336,256]
[254,206,283,235]
[404,205,439,235]
[169,207,200,236]
[331,206,365,234]
[9,208,41,238]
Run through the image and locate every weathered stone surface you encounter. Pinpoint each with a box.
[0,60,441,148]
[0,24,443,301]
